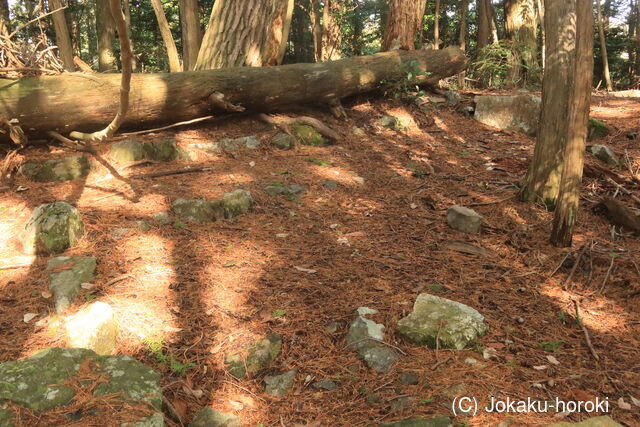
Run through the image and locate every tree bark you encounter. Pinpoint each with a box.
[536,0,545,69]
[477,0,498,49]
[505,0,539,86]
[520,0,576,206]
[458,0,469,87]
[382,0,428,51]
[49,0,76,72]
[195,0,294,70]
[0,0,10,36]
[0,47,467,139]
[551,0,594,247]
[180,0,201,71]
[310,0,323,61]
[150,0,182,72]
[595,0,613,91]
[434,0,441,49]
[96,0,116,71]
[321,0,342,61]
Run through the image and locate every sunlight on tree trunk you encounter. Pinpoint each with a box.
[195,0,294,70]
[477,0,498,49]
[596,0,613,91]
[321,0,342,61]
[151,0,182,72]
[49,0,75,71]
[536,0,545,69]
[458,0,469,87]
[0,0,9,36]
[551,0,594,247]
[382,0,428,51]
[434,0,441,49]
[505,0,539,86]
[310,0,323,62]
[96,0,116,71]
[180,0,201,70]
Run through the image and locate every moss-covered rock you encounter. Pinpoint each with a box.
[219,189,253,219]
[189,408,241,427]
[65,302,117,354]
[264,369,297,397]
[143,139,178,162]
[47,256,97,313]
[397,294,488,349]
[270,133,295,150]
[380,415,452,427]
[110,140,145,163]
[0,348,162,420]
[172,199,224,223]
[22,156,90,182]
[292,123,328,146]
[587,118,610,141]
[588,144,621,167]
[21,202,84,255]
[225,333,282,379]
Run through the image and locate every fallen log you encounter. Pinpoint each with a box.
[0,47,466,140]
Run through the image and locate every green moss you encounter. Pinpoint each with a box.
[587,118,610,141]
[143,139,178,162]
[292,124,328,146]
[22,202,84,255]
[110,140,145,163]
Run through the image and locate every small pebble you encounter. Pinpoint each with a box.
[399,372,419,385]
[516,316,525,324]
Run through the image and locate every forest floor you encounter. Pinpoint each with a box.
[0,91,639,427]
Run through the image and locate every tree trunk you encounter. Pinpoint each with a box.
[321,0,342,61]
[49,0,76,72]
[96,0,116,71]
[536,0,545,69]
[0,0,10,36]
[505,0,539,86]
[123,0,137,70]
[458,0,469,87]
[180,0,201,71]
[151,0,182,72]
[595,0,613,91]
[382,0,428,51]
[0,47,467,139]
[310,0,323,62]
[520,0,576,206]
[550,0,594,247]
[434,0,441,49]
[195,0,294,70]
[478,0,498,49]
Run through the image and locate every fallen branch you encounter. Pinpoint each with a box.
[573,299,600,361]
[258,114,340,142]
[605,177,640,206]
[131,166,211,179]
[563,244,587,290]
[121,115,216,136]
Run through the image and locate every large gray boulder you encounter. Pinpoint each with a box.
[588,145,621,167]
[0,348,161,421]
[225,333,282,379]
[47,256,97,313]
[447,206,484,234]
[21,155,90,182]
[347,309,398,372]
[189,408,241,427]
[397,294,488,349]
[474,94,541,136]
[21,202,84,255]
[172,190,253,223]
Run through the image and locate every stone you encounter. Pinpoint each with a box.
[223,136,261,150]
[378,115,399,129]
[264,184,307,199]
[357,307,378,316]
[270,133,295,150]
[112,227,131,240]
[588,145,621,167]
[21,202,84,255]
[399,372,419,385]
[153,211,171,225]
[292,123,328,146]
[142,139,178,162]
[474,94,541,136]
[390,396,412,411]
[444,90,462,106]
[47,256,96,313]
[189,408,241,427]
[543,417,622,427]
[0,348,161,416]
[461,106,475,117]
[347,316,398,372]
[123,412,165,427]
[321,179,339,189]
[264,369,297,397]
[380,415,452,427]
[219,189,253,219]
[587,119,610,141]
[366,393,382,405]
[65,301,117,355]
[446,206,484,234]
[225,333,282,379]
[22,156,90,182]
[398,294,488,349]
[136,220,151,232]
[110,140,145,163]
[440,382,467,398]
[312,379,337,391]
[325,322,339,334]
[172,199,223,223]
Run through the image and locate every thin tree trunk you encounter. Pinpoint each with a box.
[49,0,75,71]
[310,0,322,62]
[536,0,545,69]
[551,0,594,247]
[180,0,200,70]
[96,0,116,71]
[123,0,137,70]
[321,0,342,61]
[382,0,428,51]
[595,0,613,91]
[505,0,539,86]
[151,0,182,72]
[520,0,576,206]
[0,0,10,36]
[195,0,294,69]
[478,0,498,49]
[434,0,441,49]
[458,0,469,87]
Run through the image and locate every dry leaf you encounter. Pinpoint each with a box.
[294,266,316,274]
[630,395,640,407]
[23,313,37,323]
[618,397,632,410]
[81,282,96,290]
[41,291,52,299]
[482,347,499,360]
[533,365,549,371]
[546,355,560,365]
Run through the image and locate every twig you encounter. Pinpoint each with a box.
[103,274,132,287]
[550,250,573,277]
[8,6,68,38]
[563,244,587,290]
[131,166,211,179]
[573,299,600,361]
[599,256,615,294]
[430,356,452,371]
[606,177,640,205]
[121,115,218,136]
[624,289,640,298]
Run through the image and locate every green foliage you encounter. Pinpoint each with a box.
[272,309,287,317]
[470,42,515,89]
[538,340,565,353]
[384,60,432,102]
[143,336,194,376]
[307,157,330,166]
